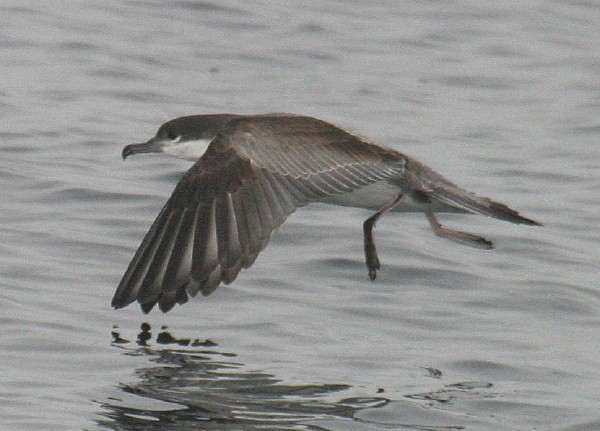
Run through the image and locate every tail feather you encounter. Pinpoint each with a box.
[431,184,541,226]
[403,157,541,226]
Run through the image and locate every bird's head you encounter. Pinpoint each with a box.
[122,114,239,161]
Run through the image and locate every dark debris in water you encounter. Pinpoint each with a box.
[110,323,220,351]
[405,381,494,404]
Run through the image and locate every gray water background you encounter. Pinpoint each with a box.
[1,1,599,430]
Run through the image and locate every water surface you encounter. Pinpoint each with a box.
[1,1,599,430]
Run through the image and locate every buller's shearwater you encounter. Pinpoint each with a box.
[112,114,540,313]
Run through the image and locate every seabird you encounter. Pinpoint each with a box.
[112,113,540,313]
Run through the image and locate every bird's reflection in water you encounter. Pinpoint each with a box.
[101,324,388,431]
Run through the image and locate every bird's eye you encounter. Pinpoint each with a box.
[165,130,180,142]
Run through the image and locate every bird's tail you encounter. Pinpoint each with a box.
[430,183,541,225]
[404,157,541,226]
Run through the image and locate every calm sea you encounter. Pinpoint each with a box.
[1,1,598,430]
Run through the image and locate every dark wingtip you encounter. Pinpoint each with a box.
[111,296,125,310]
[158,299,176,313]
[111,287,137,310]
[156,290,190,313]
[140,301,156,314]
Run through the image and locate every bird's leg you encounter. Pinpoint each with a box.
[363,192,403,281]
[425,211,493,250]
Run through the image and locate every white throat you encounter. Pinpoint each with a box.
[161,138,212,161]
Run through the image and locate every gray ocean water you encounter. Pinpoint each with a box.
[1,1,599,430]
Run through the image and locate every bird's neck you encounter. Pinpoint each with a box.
[161,138,213,161]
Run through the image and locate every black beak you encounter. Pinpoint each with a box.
[122,138,163,160]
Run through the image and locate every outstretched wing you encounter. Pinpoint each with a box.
[112,115,406,313]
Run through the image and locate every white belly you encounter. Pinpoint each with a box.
[321,181,398,209]
[320,181,465,213]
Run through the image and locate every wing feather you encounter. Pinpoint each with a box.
[191,201,219,286]
[113,115,407,312]
[137,210,181,305]
[215,193,243,284]
[159,208,196,312]
[112,205,172,308]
